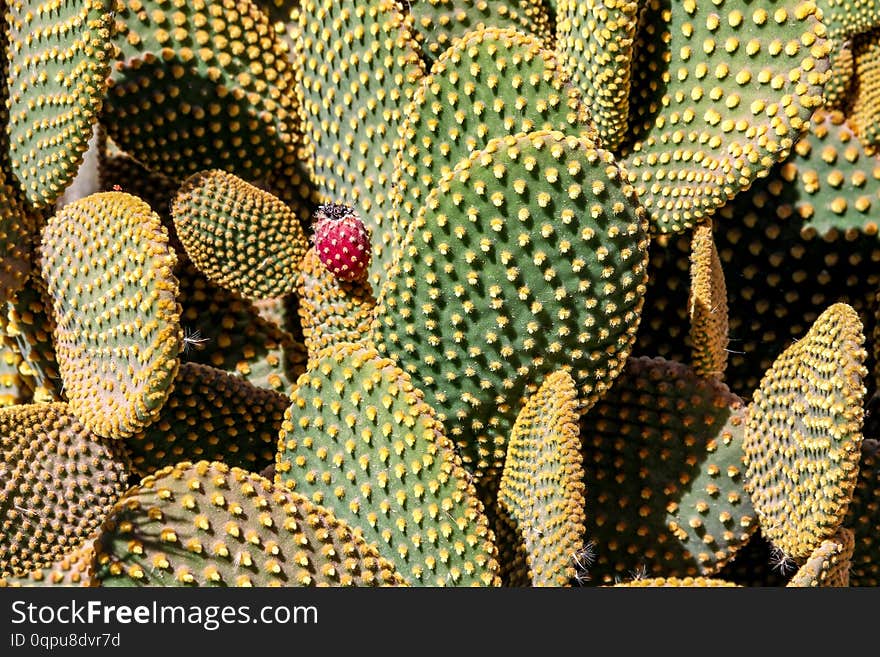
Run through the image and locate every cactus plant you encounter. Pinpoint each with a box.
[786,527,854,586]
[687,222,729,379]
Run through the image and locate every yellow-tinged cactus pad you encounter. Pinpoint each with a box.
[851,29,880,151]
[0,166,32,304]
[125,363,289,477]
[498,370,585,587]
[622,0,830,233]
[4,0,115,207]
[0,339,29,407]
[819,0,880,44]
[39,192,182,438]
[374,130,649,480]
[391,27,596,286]
[296,248,376,364]
[95,460,405,586]
[292,0,424,280]
[611,576,740,587]
[824,42,855,110]
[787,527,854,586]
[556,0,640,151]
[843,438,880,585]
[275,342,501,586]
[172,170,309,300]
[579,356,756,584]
[0,403,130,577]
[744,302,867,560]
[408,0,555,61]
[0,540,96,587]
[688,222,728,379]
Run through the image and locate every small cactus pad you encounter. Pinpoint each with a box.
[94,460,406,586]
[0,540,96,587]
[843,438,880,585]
[556,0,640,151]
[611,576,740,587]
[0,168,32,304]
[688,222,729,379]
[823,43,855,110]
[852,29,880,151]
[0,403,130,577]
[39,192,182,438]
[498,370,586,587]
[104,0,307,188]
[292,0,424,273]
[622,0,829,233]
[818,0,880,44]
[392,27,595,283]
[579,356,756,583]
[373,130,649,479]
[297,248,376,363]
[172,170,309,300]
[744,302,867,560]
[125,362,290,477]
[275,342,500,586]
[312,203,372,283]
[786,527,855,586]
[4,0,115,207]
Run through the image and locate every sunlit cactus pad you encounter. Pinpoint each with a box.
[95,460,405,586]
[39,192,182,438]
[0,403,129,577]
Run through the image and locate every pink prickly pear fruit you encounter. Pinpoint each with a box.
[312,203,372,282]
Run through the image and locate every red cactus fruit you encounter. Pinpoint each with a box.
[312,203,372,282]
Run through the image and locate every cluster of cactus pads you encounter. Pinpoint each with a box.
[3,0,880,589]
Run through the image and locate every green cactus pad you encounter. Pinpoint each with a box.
[0,403,130,577]
[579,356,757,583]
[555,0,639,151]
[39,192,182,438]
[276,342,500,586]
[0,540,96,587]
[786,527,854,586]
[176,260,306,394]
[819,0,880,44]
[408,0,555,62]
[125,363,289,477]
[611,576,740,587]
[744,302,866,560]
[498,370,585,587]
[104,0,309,192]
[95,460,406,586]
[688,222,728,379]
[172,170,309,300]
[843,438,880,585]
[292,0,424,280]
[297,249,377,364]
[852,29,880,151]
[373,130,649,479]
[622,0,829,233]
[823,42,855,110]
[4,0,115,207]
[392,27,595,284]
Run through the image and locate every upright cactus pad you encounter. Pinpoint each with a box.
[555,0,640,151]
[4,0,115,207]
[744,302,867,560]
[0,403,130,577]
[392,27,595,281]
[275,342,500,586]
[95,461,405,586]
[623,0,830,233]
[579,356,756,583]
[373,130,649,479]
[39,192,182,438]
[688,222,729,379]
[172,170,309,300]
[498,370,585,587]
[824,43,855,110]
[786,527,854,586]
[851,29,880,150]
[125,363,289,477]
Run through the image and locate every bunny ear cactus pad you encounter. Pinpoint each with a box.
[4,0,115,207]
[611,576,740,587]
[125,362,290,478]
[374,130,649,480]
[786,527,854,586]
[0,540,96,587]
[392,27,595,282]
[688,222,729,379]
[275,342,500,586]
[0,403,130,578]
[622,0,830,234]
[172,170,309,300]
[0,167,32,304]
[744,302,867,561]
[851,29,880,151]
[95,460,405,586]
[292,0,424,276]
[555,0,640,152]
[498,370,585,587]
[39,192,182,439]
[579,356,757,583]
[823,43,854,110]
